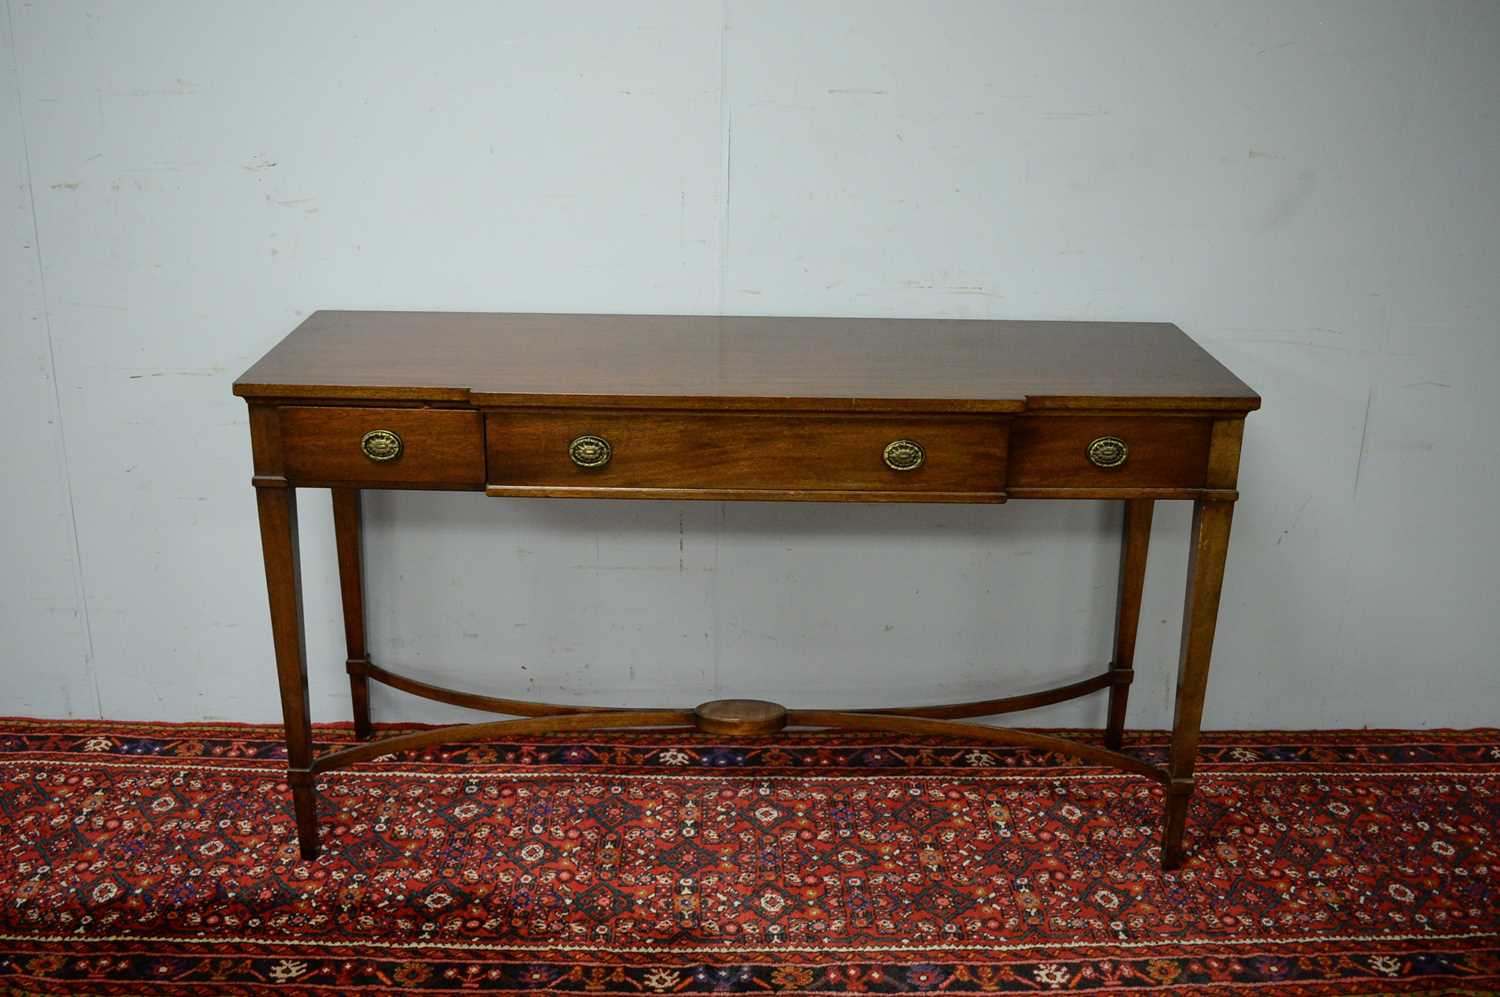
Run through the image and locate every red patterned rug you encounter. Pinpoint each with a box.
[0,720,1495,995]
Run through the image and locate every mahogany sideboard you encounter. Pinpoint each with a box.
[234,311,1259,869]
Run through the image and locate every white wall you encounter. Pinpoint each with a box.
[3,1,1497,730]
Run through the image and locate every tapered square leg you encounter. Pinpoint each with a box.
[255,485,320,860]
[332,488,373,740]
[1105,499,1153,751]
[1161,499,1234,869]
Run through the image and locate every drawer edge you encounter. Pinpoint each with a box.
[485,484,1008,503]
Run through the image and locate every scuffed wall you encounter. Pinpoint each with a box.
[2,1,1497,728]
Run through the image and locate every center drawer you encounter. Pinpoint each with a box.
[485,410,1010,501]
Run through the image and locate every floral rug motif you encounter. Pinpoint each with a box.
[0,719,1496,994]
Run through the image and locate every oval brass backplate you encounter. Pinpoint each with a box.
[360,429,403,462]
[569,434,612,468]
[883,438,925,471]
[1086,436,1128,468]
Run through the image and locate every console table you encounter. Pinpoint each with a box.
[234,311,1258,869]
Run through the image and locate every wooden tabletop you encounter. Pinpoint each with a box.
[234,311,1259,413]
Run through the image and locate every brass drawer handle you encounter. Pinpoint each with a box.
[883,439,925,471]
[569,434,612,468]
[1087,436,1128,468]
[360,429,403,462]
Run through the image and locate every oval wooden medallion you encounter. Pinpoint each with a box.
[693,699,789,735]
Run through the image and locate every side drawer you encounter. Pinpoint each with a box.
[1008,416,1212,489]
[486,410,1009,500]
[279,406,485,486]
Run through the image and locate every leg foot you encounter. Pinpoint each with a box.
[1160,777,1194,869]
[288,770,320,859]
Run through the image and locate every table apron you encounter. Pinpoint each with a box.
[254,403,1233,500]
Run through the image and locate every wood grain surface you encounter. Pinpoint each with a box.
[234,311,1260,413]
[485,409,1008,497]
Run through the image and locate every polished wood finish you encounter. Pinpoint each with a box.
[1206,418,1248,487]
[693,699,789,735]
[1106,499,1154,750]
[235,311,1260,414]
[238,311,1258,868]
[1160,415,1246,867]
[486,410,1008,501]
[1163,499,1235,868]
[331,488,372,740]
[280,406,484,487]
[857,671,1113,720]
[1008,416,1211,489]
[789,710,1168,784]
[360,659,626,718]
[485,484,1011,503]
[309,710,697,774]
[253,485,318,860]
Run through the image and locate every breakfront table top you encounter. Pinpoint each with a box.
[234,310,1260,413]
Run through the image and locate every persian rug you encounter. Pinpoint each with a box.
[0,720,1496,995]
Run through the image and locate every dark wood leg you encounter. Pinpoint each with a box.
[332,488,372,741]
[1161,499,1234,869]
[1105,499,1153,750]
[255,485,320,860]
